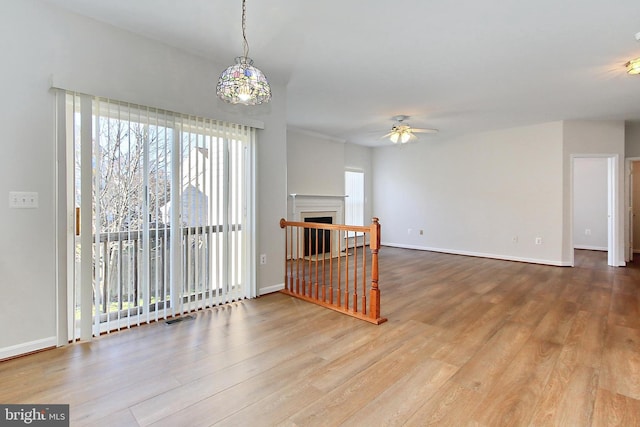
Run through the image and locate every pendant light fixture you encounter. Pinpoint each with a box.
[217,0,271,105]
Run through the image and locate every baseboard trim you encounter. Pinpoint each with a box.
[381,242,571,267]
[0,336,57,361]
[259,283,285,296]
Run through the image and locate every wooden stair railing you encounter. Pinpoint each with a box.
[279,217,387,325]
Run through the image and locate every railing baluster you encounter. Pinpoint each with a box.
[321,229,327,302]
[288,224,293,292]
[353,233,358,313]
[314,228,319,299]
[294,226,299,294]
[292,226,295,291]
[165,230,170,313]
[307,228,312,297]
[118,240,124,311]
[134,239,139,309]
[304,229,308,295]
[337,229,342,308]
[345,231,350,311]
[362,235,367,315]
[328,230,333,304]
[103,241,108,314]
[286,226,290,291]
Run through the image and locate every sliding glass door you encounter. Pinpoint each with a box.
[61,93,255,340]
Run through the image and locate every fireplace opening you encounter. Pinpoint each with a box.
[304,216,332,256]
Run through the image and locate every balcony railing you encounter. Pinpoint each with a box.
[82,225,241,325]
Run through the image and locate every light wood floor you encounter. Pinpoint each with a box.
[2,248,640,426]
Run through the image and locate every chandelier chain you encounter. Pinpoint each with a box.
[242,0,249,58]
[217,0,271,105]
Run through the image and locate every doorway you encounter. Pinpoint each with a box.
[626,159,640,262]
[571,155,618,267]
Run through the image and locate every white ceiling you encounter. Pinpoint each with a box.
[41,0,640,146]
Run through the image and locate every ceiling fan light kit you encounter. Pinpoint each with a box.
[386,115,437,144]
[626,32,640,75]
[627,57,640,75]
[217,0,271,105]
[389,126,412,144]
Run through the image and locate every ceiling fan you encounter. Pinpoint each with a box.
[383,115,438,144]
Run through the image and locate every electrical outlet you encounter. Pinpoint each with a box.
[260,254,267,265]
[535,237,542,245]
[419,229,424,235]
[512,236,518,243]
[585,229,591,235]
[407,228,412,235]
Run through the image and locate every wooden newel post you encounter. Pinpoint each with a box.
[369,217,384,322]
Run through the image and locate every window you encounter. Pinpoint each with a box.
[345,170,365,232]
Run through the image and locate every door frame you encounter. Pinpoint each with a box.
[570,154,619,267]
[625,157,640,262]
[55,93,257,345]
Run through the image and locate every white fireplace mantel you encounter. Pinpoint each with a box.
[289,194,347,224]
[288,194,348,256]
[289,194,347,197]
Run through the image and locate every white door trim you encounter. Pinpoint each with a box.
[570,154,621,267]
[624,157,640,262]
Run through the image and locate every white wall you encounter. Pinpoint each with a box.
[287,130,345,196]
[562,120,625,265]
[372,122,566,265]
[573,158,608,250]
[286,129,373,223]
[0,0,287,358]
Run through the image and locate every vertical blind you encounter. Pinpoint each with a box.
[58,91,256,341]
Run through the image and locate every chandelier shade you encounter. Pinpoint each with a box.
[217,56,271,105]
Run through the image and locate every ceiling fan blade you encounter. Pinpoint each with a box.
[411,128,439,134]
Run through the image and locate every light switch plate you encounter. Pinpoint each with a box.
[9,191,39,209]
